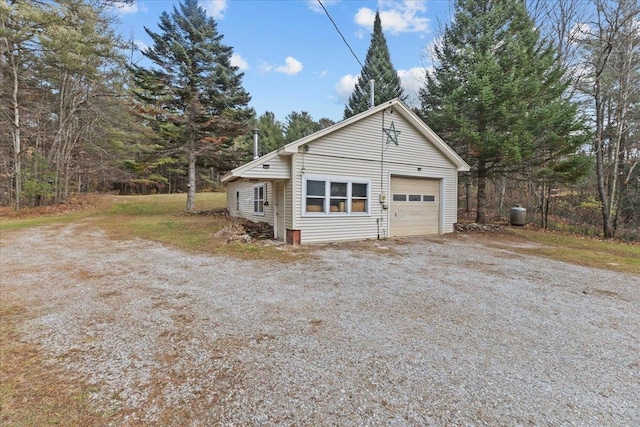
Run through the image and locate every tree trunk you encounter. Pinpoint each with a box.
[12,71,21,211]
[595,93,613,238]
[543,183,552,229]
[9,45,21,210]
[186,140,196,212]
[606,17,634,237]
[540,182,546,228]
[476,159,487,223]
[498,176,506,216]
[465,175,472,217]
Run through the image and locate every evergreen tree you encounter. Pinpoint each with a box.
[284,111,320,143]
[130,0,251,211]
[254,111,286,154]
[344,11,405,118]
[420,0,589,223]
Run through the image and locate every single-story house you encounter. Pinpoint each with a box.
[221,98,470,244]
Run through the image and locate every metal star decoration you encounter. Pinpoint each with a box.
[383,121,401,146]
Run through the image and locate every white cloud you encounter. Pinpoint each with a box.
[317,70,328,78]
[134,40,149,52]
[231,53,249,71]
[259,57,303,76]
[334,68,429,106]
[334,74,359,102]
[398,67,429,107]
[569,22,593,43]
[200,0,227,19]
[307,0,340,13]
[259,62,273,74]
[112,1,144,15]
[354,0,429,35]
[275,57,304,75]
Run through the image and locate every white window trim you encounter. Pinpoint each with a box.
[253,184,265,216]
[302,175,371,217]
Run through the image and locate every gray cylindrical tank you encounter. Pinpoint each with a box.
[510,205,527,226]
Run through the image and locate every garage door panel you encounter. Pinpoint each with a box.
[390,177,440,236]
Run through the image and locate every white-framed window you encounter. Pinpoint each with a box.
[236,190,240,212]
[253,184,264,215]
[303,176,370,216]
[392,194,436,203]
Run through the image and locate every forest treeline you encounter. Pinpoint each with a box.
[1,0,638,239]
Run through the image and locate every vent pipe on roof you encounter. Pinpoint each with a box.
[252,128,259,160]
[369,79,375,109]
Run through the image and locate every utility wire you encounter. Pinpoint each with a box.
[317,0,366,72]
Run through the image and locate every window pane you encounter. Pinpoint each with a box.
[352,183,367,198]
[259,186,264,198]
[254,201,258,212]
[254,187,258,199]
[330,182,347,197]
[306,198,324,213]
[307,180,325,196]
[423,195,435,202]
[351,199,367,212]
[393,194,406,202]
[329,198,347,212]
[409,194,421,202]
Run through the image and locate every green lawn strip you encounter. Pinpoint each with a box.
[93,193,300,261]
[511,229,640,274]
[0,209,95,232]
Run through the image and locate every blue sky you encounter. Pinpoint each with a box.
[112,0,452,123]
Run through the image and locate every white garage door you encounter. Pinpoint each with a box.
[390,177,440,236]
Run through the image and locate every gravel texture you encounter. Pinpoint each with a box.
[1,223,639,426]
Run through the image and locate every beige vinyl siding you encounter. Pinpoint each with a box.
[294,155,384,244]
[285,178,293,230]
[306,113,457,170]
[226,180,274,225]
[237,154,290,179]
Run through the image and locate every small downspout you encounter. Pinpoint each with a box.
[252,128,259,160]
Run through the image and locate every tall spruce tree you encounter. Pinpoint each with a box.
[344,11,405,118]
[420,0,589,223]
[131,0,251,211]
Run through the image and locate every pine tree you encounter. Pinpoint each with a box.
[254,111,286,154]
[344,11,405,118]
[130,0,251,211]
[420,0,589,223]
[284,111,320,143]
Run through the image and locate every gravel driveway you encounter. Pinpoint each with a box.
[1,223,639,426]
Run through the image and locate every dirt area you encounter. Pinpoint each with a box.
[1,224,639,426]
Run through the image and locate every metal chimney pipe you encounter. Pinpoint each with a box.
[369,79,375,109]
[252,128,259,160]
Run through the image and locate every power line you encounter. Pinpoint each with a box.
[317,0,366,71]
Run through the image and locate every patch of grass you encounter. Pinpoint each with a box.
[2,193,302,262]
[0,209,94,232]
[508,229,640,274]
[93,193,300,261]
[0,195,108,232]
[0,304,112,426]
